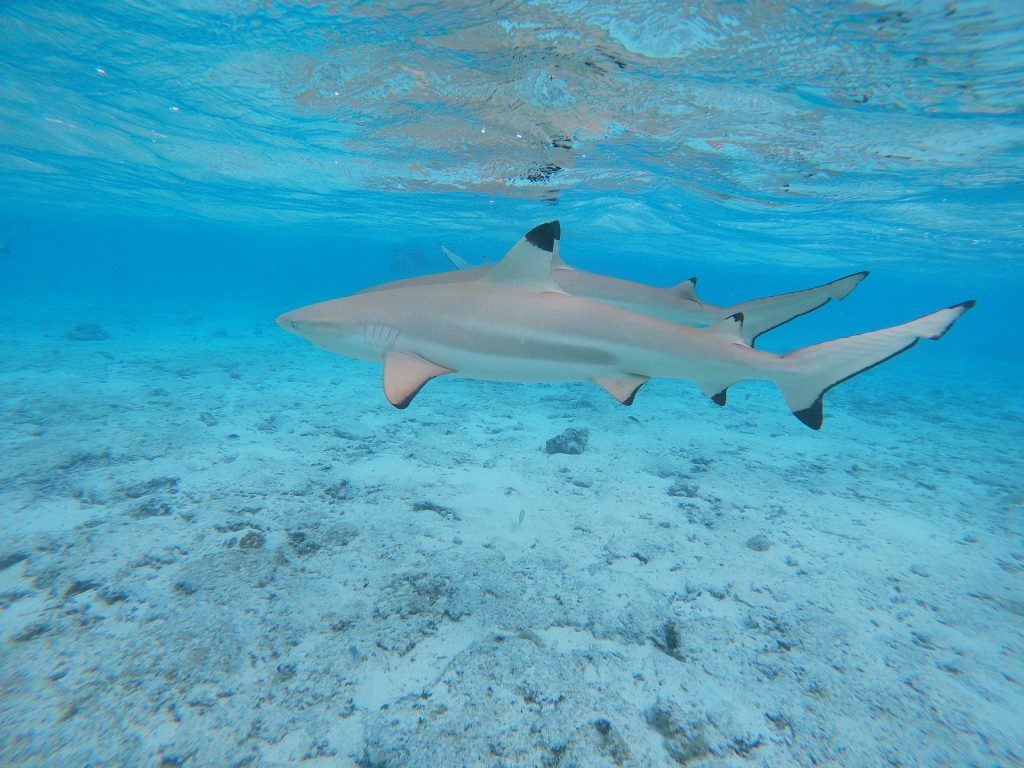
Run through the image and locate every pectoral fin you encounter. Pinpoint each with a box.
[383,352,453,408]
[594,374,650,405]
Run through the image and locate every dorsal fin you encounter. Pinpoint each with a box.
[441,245,474,270]
[673,277,700,302]
[708,312,746,343]
[550,239,571,270]
[485,221,565,292]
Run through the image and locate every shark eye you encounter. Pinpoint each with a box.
[291,321,301,330]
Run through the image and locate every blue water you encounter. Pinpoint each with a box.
[2,3,1023,767]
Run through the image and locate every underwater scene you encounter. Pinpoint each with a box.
[1,2,1022,767]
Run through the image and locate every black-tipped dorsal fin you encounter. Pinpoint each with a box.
[525,220,560,251]
[673,277,700,302]
[383,351,453,409]
[485,221,565,292]
[593,374,650,406]
[708,312,746,343]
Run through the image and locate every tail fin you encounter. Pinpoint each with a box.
[776,301,975,429]
[731,271,869,346]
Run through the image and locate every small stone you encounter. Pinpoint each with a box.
[12,622,52,642]
[276,663,296,681]
[707,584,728,600]
[545,428,589,455]
[732,734,763,755]
[123,477,178,499]
[909,563,930,578]
[65,323,109,341]
[238,531,265,549]
[63,580,98,598]
[99,587,128,604]
[0,552,29,571]
[288,531,321,556]
[653,620,682,658]
[131,498,173,518]
[644,704,709,764]
[324,479,353,501]
[594,719,633,766]
[667,480,699,498]
[746,534,772,552]
[412,501,459,521]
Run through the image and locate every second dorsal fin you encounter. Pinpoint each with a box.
[673,277,700,301]
[708,312,746,343]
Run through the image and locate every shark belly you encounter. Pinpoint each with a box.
[395,331,624,383]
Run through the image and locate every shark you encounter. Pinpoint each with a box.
[279,221,974,429]
[359,241,868,347]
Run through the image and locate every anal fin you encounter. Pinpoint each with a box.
[697,380,732,407]
[383,351,453,409]
[594,374,650,406]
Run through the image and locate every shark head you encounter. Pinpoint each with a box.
[276,297,391,361]
[278,220,564,362]
[276,301,364,354]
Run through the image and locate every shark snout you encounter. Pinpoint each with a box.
[276,308,342,339]
[277,309,325,337]
[276,311,302,334]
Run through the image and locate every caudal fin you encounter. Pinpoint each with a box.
[731,271,869,346]
[776,301,975,429]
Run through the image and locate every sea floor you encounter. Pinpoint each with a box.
[1,303,1022,768]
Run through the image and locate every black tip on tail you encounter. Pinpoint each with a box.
[930,300,976,339]
[711,390,727,407]
[793,398,823,430]
[525,221,561,252]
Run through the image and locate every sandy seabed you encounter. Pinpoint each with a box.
[1,305,1021,768]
